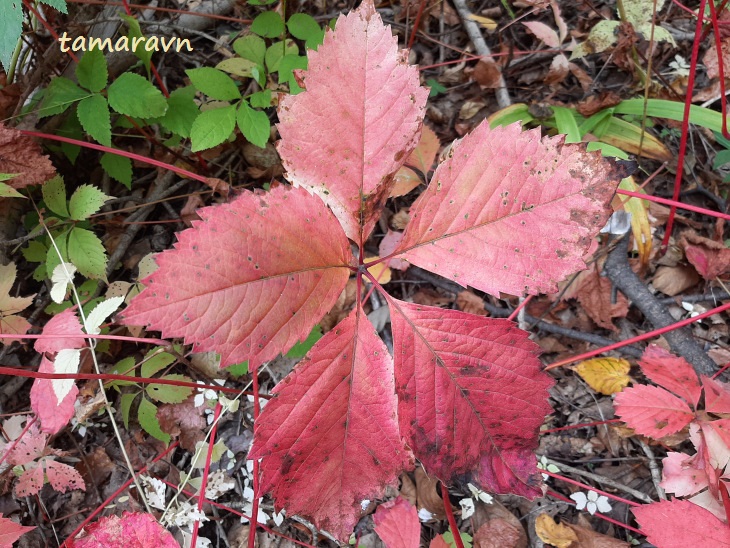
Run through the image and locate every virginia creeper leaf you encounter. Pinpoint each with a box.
[702,376,730,414]
[614,384,694,439]
[68,512,179,547]
[249,305,412,540]
[393,122,619,297]
[276,0,428,241]
[185,67,241,101]
[639,345,702,408]
[373,497,420,548]
[0,513,35,547]
[121,185,353,368]
[15,464,44,498]
[67,227,108,280]
[660,451,706,497]
[633,499,730,547]
[45,459,85,493]
[388,299,552,497]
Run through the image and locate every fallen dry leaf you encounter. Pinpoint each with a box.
[652,265,700,296]
[415,466,446,520]
[456,290,488,316]
[681,230,730,280]
[0,123,56,189]
[535,513,578,548]
[574,357,631,395]
[571,264,629,331]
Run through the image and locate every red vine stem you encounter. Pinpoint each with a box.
[407,0,429,50]
[543,470,640,507]
[507,294,532,322]
[0,332,168,344]
[22,0,79,63]
[616,189,730,221]
[249,367,262,548]
[60,441,180,546]
[546,300,730,370]
[440,482,464,548]
[65,0,253,24]
[190,401,222,547]
[546,489,644,536]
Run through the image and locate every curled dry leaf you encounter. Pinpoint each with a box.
[681,230,730,280]
[534,513,578,548]
[0,123,56,189]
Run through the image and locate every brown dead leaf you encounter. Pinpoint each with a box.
[576,92,622,117]
[412,288,452,308]
[544,54,570,86]
[391,208,411,230]
[535,514,578,548]
[470,60,503,89]
[456,290,488,316]
[77,446,115,487]
[180,195,205,226]
[474,518,525,548]
[568,62,593,92]
[0,123,56,189]
[652,265,700,296]
[570,520,629,547]
[681,230,730,280]
[415,466,445,519]
[399,472,418,506]
[459,99,487,120]
[571,264,629,330]
[156,396,207,452]
[320,278,358,331]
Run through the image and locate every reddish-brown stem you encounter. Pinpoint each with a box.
[190,401,222,547]
[60,441,180,546]
[539,418,622,435]
[440,482,464,548]
[546,300,730,370]
[546,489,644,536]
[65,0,252,24]
[249,368,261,548]
[616,189,730,221]
[407,0,429,50]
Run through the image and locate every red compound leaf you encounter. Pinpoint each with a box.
[68,512,178,547]
[249,305,411,540]
[121,185,353,369]
[393,122,619,298]
[45,459,85,494]
[633,499,730,548]
[373,497,420,548]
[387,299,552,498]
[0,513,35,547]
[614,384,694,439]
[638,345,702,408]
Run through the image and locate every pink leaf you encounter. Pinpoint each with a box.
[5,426,46,466]
[68,512,178,548]
[34,308,85,354]
[276,0,428,242]
[429,535,450,548]
[30,355,78,434]
[0,514,35,548]
[388,300,552,497]
[660,451,707,497]
[373,497,420,548]
[14,463,44,498]
[249,305,411,540]
[638,345,702,408]
[393,123,618,298]
[45,460,85,494]
[703,376,730,414]
[121,185,353,368]
[614,385,694,439]
[632,499,730,547]
[523,21,560,47]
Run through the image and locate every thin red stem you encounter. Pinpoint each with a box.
[540,419,622,435]
[440,482,464,548]
[407,0,429,50]
[546,300,730,370]
[190,402,222,547]
[507,295,533,322]
[543,470,640,507]
[0,332,168,344]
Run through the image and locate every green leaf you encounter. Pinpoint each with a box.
[286,325,322,359]
[277,54,307,93]
[251,11,285,38]
[109,357,139,388]
[68,184,111,220]
[76,94,112,147]
[0,0,22,71]
[216,57,258,78]
[159,86,199,138]
[120,14,152,70]
[265,39,298,73]
[39,77,88,118]
[247,0,277,5]
[137,397,170,443]
[46,230,70,279]
[552,106,581,144]
[146,374,193,404]
[426,78,446,97]
[233,35,266,65]
[120,392,138,428]
[23,240,47,262]
[0,173,17,182]
[287,13,324,50]
[0,182,24,198]
[714,149,730,169]
[108,73,167,118]
[67,226,108,280]
[41,0,67,12]
[190,104,237,152]
[101,152,133,189]
[249,89,272,108]
[43,175,69,218]
[227,361,249,377]
[140,348,176,378]
[236,101,270,148]
[186,67,241,101]
[76,48,108,92]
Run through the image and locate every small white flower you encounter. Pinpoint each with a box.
[570,490,612,515]
[467,483,493,504]
[418,508,434,522]
[360,499,371,511]
[536,455,560,481]
[459,498,475,519]
[668,54,690,77]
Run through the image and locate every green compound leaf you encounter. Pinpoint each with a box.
[216,57,258,78]
[265,39,298,73]
[76,94,112,147]
[68,184,112,221]
[120,392,138,429]
[100,152,133,189]
[251,11,285,38]
[159,86,199,139]
[249,89,272,108]
[137,397,170,444]
[40,78,88,118]
[236,101,270,148]
[140,348,176,378]
[76,48,108,92]
[287,13,325,50]
[45,231,70,279]
[145,374,193,404]
[0,0,22,71]
[186,67,241,101]
[43,175,70,218]
[108,73,167,118]
[233,35,266,65]
[68,226,108,280]
[190,104,237,152]
[120,14,152,70]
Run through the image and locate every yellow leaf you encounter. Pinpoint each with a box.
[612,176,652,267]
[467,14,497,31]
[535,513,578,548]
[364,257,391,285]
[574,357,631,395]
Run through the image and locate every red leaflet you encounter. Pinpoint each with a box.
[121,185,353,369]
[276,0,427,242]
[249,305,411,539]
[633,499,730,547]
[0,514,35,547]
[639,345,702,408]
[393,122,617,297]
[373,497,421,548]
[614,384,694,439]
[68,512,178,547]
